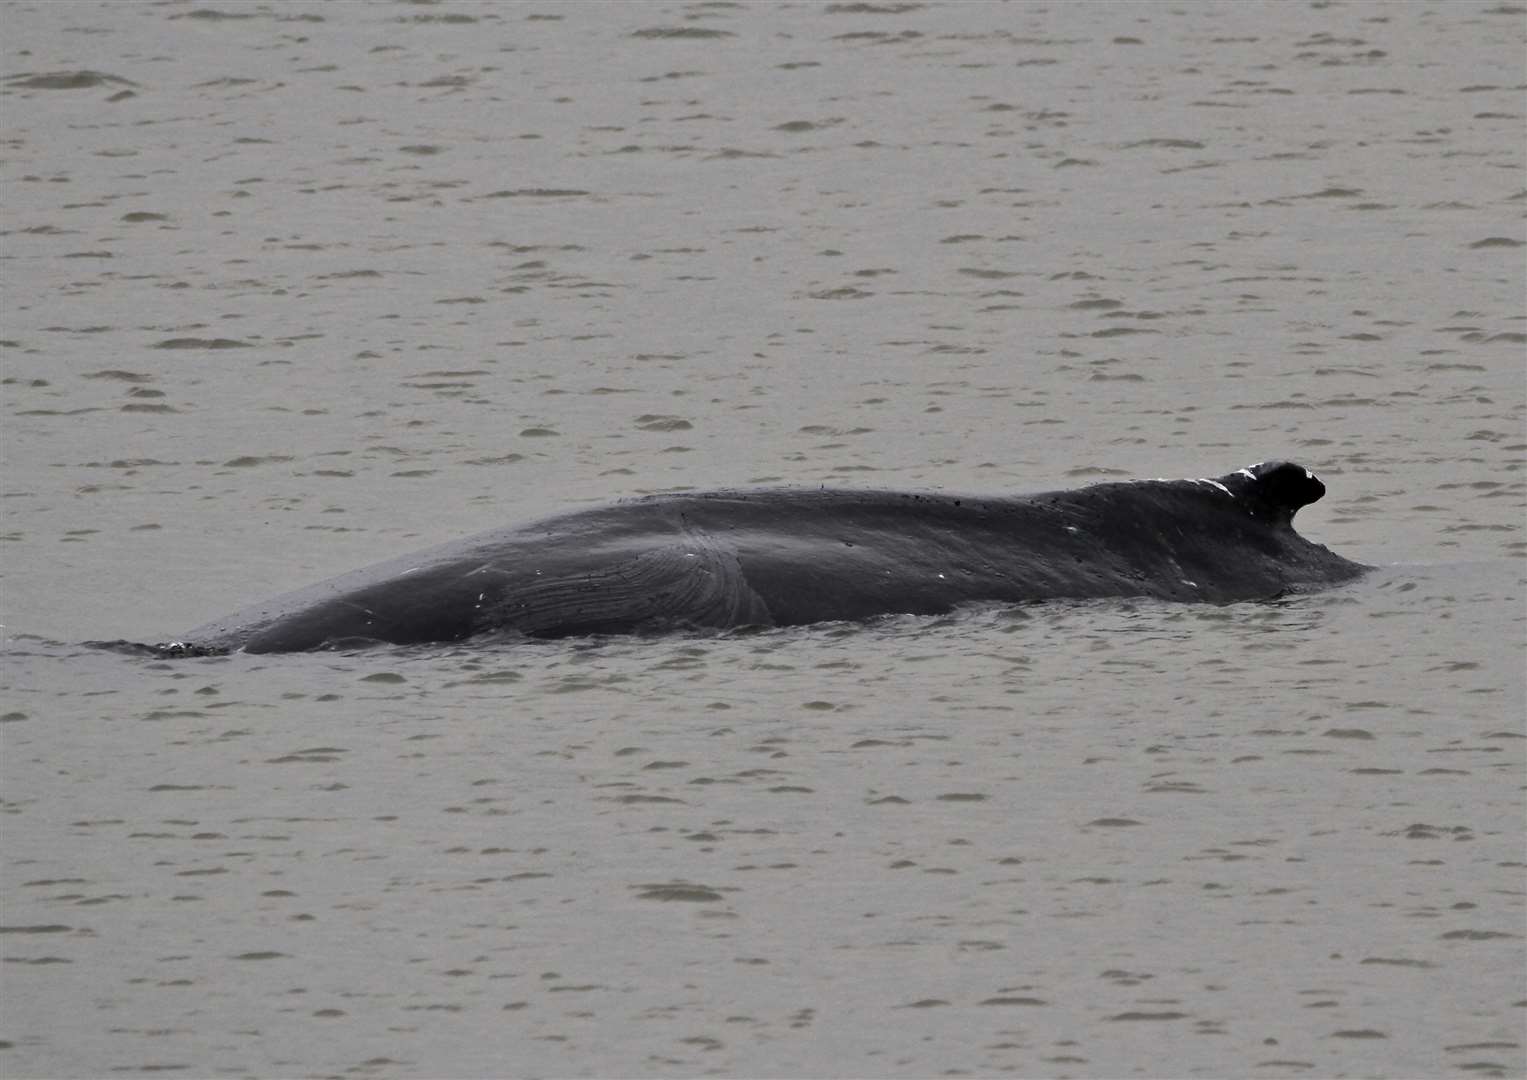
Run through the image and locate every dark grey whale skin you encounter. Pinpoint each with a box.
[178,461,1367,653]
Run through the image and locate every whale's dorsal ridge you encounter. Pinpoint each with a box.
[162,461,1367,652]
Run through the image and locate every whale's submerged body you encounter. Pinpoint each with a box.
[172,461,1368,654]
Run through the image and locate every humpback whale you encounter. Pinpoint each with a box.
[163,460,1367,654]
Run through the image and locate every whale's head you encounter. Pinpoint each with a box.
[1228,460,1327,525]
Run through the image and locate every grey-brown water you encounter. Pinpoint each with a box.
[2,2,1523,1077]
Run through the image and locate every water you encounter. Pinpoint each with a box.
[2,2,1523,1077]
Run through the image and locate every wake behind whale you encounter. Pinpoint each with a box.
[153,461,1366,654]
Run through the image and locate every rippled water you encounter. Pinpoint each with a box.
[2,2,1523,1077]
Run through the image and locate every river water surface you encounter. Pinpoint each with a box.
[2,2,1523,1077]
